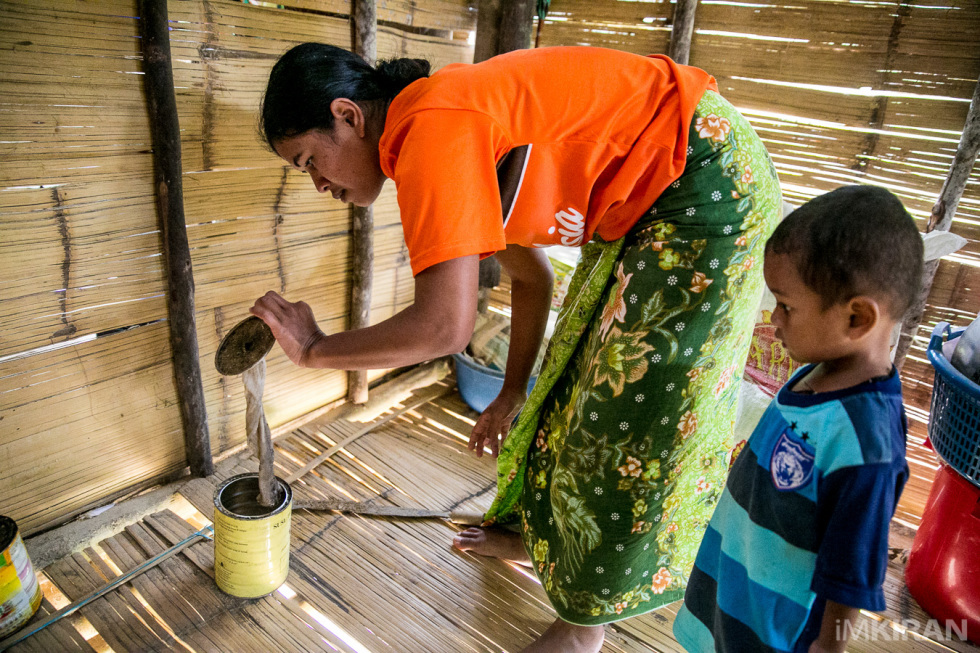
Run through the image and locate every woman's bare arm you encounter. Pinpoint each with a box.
[495,244,555,397]
[468,244,554,457]
[250,255,480,370]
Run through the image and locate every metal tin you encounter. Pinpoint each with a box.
[213,474,291,598]
[0,516,42,637]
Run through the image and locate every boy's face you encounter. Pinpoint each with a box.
[763,253,853,364]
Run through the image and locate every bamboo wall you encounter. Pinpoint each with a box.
[0,0,475,535]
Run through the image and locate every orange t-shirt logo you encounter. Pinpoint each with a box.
[551,208,586,247]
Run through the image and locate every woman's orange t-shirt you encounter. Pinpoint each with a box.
[378,46,717,275]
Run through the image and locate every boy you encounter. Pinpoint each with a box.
[672,185,924,653]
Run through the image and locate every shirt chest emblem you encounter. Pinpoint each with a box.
[549,207,585,246]
[770,431,815,491]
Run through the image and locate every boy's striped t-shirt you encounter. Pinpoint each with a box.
[673,365,908,653]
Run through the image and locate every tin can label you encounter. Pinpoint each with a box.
[214,505,291,598]
[0,532,43,637]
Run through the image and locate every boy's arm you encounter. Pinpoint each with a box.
[808,600,860,653]
[809,460,908,651]
[812,462,905,608]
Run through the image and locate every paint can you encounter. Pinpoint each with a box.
[0,516,43,638]
[213,473,292,598]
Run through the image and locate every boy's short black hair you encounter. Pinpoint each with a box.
[766,185,924,318]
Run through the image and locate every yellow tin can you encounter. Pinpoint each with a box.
[213,473,292,598]
[0,516,43,638]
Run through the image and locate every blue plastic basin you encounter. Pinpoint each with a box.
[453,352,537,413]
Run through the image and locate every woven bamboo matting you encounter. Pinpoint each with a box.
[9,381,979,652]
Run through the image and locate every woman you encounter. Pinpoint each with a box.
[252,42,781,652]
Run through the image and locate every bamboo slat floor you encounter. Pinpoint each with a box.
[8,379,978,652]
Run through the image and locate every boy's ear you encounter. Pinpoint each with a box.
[846,296,879,339]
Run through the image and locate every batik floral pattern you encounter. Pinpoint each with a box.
[484,91,782,625]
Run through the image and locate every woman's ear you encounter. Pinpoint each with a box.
[847,296,880,339]
[329,98,366,136]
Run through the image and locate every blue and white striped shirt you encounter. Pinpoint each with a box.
[673,365,908,653]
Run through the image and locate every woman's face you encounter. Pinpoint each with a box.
[274,100,386,207]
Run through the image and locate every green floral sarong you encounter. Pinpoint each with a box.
[483,90,782,625]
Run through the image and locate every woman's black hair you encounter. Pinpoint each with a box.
[260,42,430,148]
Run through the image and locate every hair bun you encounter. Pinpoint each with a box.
[375,58,431,95]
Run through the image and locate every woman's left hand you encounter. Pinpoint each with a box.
[468,386,527,458]
[250,291,325,367]
[466,245,553,459]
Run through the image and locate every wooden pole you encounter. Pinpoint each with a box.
[474,0,503,310]
[497,0,535,54]
[347,204,373,404]
[925,76,980,235]
[351,0,377,65]
[474,0,502,64]
[139,0,213,476]
[347,0,378,405]
[894,74,980,371]
[668,0,699,65]
[472,0,534,311]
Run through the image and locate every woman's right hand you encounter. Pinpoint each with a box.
[468,386,527,458]
[250,291,325,367]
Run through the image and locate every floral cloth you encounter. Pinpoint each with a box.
[482,90,782,625]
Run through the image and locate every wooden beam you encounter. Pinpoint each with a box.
[138,0,213,477]
[497,0,535,54]
[925,77,980,235]
[852,4,910,173]
[347,0,378,405]
[894,74,980,370]
[474,0,502,64]
[351,0,377,65]
[473,0,533,312]
[668,0,699,66]
[347,204,374,404]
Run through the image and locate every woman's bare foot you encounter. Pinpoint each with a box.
[452,527,531,567]
[453,532,604,651]
[522,619,604,652]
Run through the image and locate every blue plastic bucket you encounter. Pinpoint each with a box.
[453,353,537,413]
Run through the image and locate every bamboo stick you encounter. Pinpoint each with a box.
[894,74,980,370]
[347,205,374,405]
[139,0,213,476]
[347,0,378,405]
[0,526,213,651]
[668,0,699,65]
[294,499,485,524]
